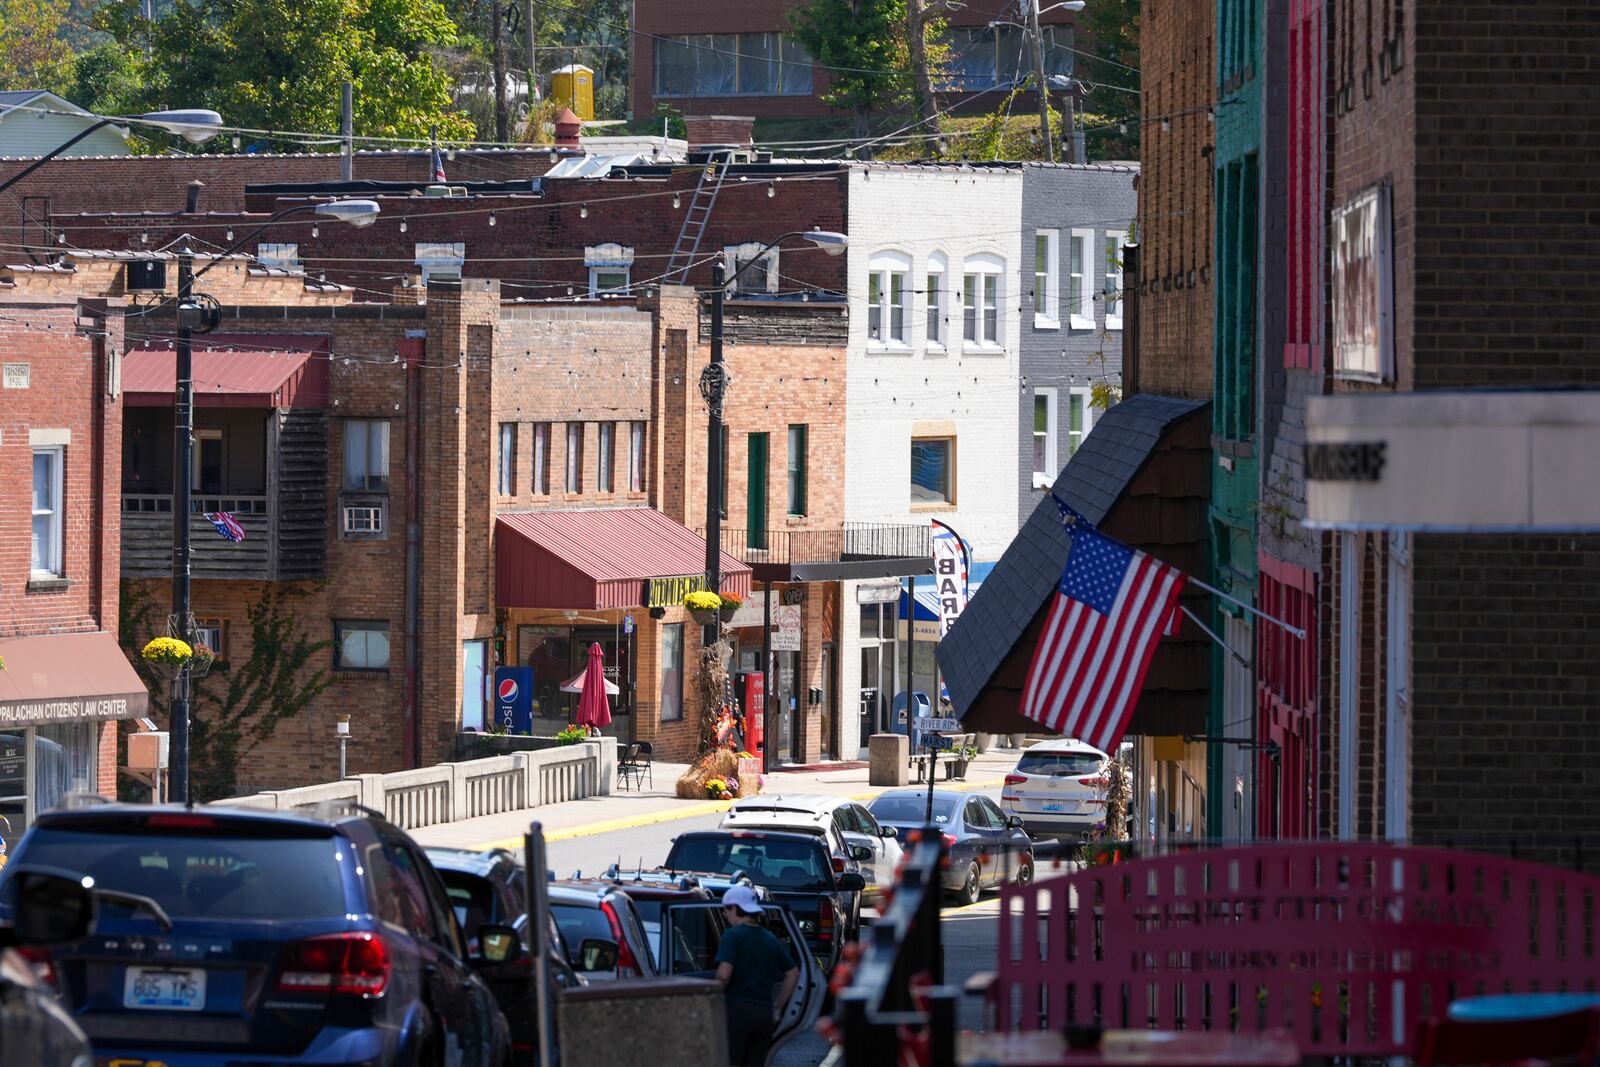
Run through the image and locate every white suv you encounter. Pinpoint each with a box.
[1000,739,1113,840]
[719,794,904,903]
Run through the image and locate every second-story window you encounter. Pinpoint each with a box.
[1069,229,1095,329]
[344,419,390,492]
[498,423,517,495]
[566,423,584,493]
[31,447,63,578]
[867,251,910,346]
[961,255,1004,347]
[585,243,634,296]
[655,33,815,97]
[629,421,646,493]
[532,423,550,494]
[926,253,947,349]
[1034,230,1060,327]
[787,424,807,516]
[598,423,614,493]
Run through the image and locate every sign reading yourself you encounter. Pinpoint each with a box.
[644,574,709,609]
[2,363,29,389]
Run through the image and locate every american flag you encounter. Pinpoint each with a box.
[207,512,247,543]
[430,145,447,182]
[1019,498,1185,754]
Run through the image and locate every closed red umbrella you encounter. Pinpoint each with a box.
[574,642,612,729]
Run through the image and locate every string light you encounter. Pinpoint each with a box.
[447,148,457,161]
[767,182,776,198]
[400,219,408,233]
[231,134,241,149]
[225,229,234,241]
[1161,118,1171,132]
[311,224,320,236]
[672,193,681,210]
[489,213,497,227]
[580,204,588,218]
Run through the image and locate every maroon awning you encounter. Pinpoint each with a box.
[0,631,149,728]
[497,508,753,610]
[123,334,330,408]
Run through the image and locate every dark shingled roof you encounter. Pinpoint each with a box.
[938,394,1209,718]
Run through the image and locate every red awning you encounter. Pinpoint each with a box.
[497,508,753,610]
[124,334,330,408]
[0,631,149,728]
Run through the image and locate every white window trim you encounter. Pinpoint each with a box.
[1104,230,1127,332]
[415,241,465,284]
[1067,385,1096,457]
[723,243,780,295]
[866,250,912,351]
[1031,387,1058,489]
[31,446,64,579]
[588,266,632,297]
[925,254,947,353]
[961,253,1006,351]
[585,243,635,297]
[1069,228,1095,330]
[1034,229,1060,329]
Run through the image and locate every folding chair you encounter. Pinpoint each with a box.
[616,743,644,791]
[633,741,654,789]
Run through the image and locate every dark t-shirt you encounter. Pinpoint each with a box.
[716,921,794,1009]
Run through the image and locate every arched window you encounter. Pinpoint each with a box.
[961,252,1005,348]
[926,251,948,351]
[866,249,912,347]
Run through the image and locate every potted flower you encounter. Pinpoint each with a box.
[718,592,743,623]
[684,590,723,627]
[949,744,978,780]
[554,725,588,746]
[140,636,193,680]
[704,777,732,800]
[189,642,216,679]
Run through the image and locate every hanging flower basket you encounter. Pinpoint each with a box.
[719,592,744,623]
[684,590,723,628]
[141,637,193,680]
[189,642,216,680]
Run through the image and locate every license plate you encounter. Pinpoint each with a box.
[124,966,206,1011]
[1043,802,1064,812]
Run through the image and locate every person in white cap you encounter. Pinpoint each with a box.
[715,884,800,1066]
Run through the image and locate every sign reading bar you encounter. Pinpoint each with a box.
[0,694,146,729]
[644,574,709,609]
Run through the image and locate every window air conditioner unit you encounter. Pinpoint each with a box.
[126,260,167,292]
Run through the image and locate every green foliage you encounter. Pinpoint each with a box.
[554,725,588,746]
[120,580,332,803]
[789,0,910,133]
[94,0,474,149]
[1076,0,1140,161]
[0,0,77,94]
[67,41,147,116]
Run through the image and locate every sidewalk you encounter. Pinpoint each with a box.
[409,746,1024,852]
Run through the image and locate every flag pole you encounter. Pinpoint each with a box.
[1049,492,1307,641]
[1180,605,1250,667]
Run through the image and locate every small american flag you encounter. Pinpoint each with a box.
[430,145,447,182]
[207,512,247,543]
[1019,498,1185,754]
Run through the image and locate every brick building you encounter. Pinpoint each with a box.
[630,0,1081,124]
[0,291,146,830]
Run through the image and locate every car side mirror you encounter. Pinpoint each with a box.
[475,924,522,964]
[1006,815,1025,829]
[576,938,619,973]
[849,845,874,862]
[879,826,898,839]
[836,872,866,892]
[10,869,96,946]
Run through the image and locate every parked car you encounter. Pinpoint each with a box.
[651,896,825,1066]
[0,803,512,1065]
[0,866,104,1066]
[999,738,1117,840]
[720,794,903,907]
[662,830,865,973]
[546,880,656,981]
[590,869,716,971]
[867,789,1034,905]
[426,846,584,1062]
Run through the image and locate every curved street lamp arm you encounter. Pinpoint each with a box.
[718,230,810,291]
[0,118,116,197]
[187,203,320,284]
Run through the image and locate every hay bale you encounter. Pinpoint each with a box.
[676,748,740,799]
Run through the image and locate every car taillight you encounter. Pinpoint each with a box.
[1004,774,1027,786]
[600,901,642,978]
[817,898,834,943]
[278,932,390,996]
[147,813,218,829]
[831,856,847,874]
[18,946,56,988]
[941,833,957,849]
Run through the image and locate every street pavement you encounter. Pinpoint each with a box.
[410,746,1035,1067]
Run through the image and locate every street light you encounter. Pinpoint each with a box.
[167,196,381,804]
[0,110,223,197]
[700,228,846,773]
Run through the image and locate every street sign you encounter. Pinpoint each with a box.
[917,716,961,733]
[924,733,955,750]
[623,614,634,635]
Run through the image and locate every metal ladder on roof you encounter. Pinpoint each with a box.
[665,150,733,283]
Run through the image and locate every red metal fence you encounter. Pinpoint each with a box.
[995,843,1600,1057]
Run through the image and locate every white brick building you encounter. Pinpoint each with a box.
[838,164,1024,755]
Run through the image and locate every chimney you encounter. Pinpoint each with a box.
[185,180,205,214]
[554,107,582,151]
[682,115,755,152]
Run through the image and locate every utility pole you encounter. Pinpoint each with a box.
[170,239,196,805]
[704,258,727,646]
[1027,0,1056,162]
[340,82,353,181]
[525,0,538,114]
[492,0,509,142]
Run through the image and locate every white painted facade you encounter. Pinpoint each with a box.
[838,165,1024,756]
[0,92,130,159]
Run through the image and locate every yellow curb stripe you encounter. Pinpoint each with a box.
[470,777,1006,853]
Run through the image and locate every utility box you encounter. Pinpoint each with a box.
[127,731,169,773]
[550,64,595,121]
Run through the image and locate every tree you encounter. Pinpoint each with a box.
[0,0,76,94]
[1076,0,1140,161]
[119,580,332,803]
[789,0,910,140]
[96,0,475,148]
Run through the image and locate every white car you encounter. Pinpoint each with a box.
[719,794,905,903]
[1000,738,1114,839]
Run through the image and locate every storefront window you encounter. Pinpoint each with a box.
[0,723,100,848]
[660,624,684,722]
[0,732,25,849]
[521,625,573,722]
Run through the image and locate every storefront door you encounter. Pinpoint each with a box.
[775,651,797,761]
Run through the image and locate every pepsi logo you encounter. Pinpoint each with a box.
[498,678,519,703]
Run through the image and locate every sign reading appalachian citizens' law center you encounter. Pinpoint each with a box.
[0,695,138,728]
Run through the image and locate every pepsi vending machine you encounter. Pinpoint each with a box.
[494,666,534,735]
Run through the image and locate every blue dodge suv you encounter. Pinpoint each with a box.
[0,802,511,1066]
